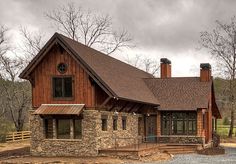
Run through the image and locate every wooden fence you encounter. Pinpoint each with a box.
[5,131,31,142]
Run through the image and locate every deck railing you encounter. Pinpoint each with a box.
[5,131,31,142]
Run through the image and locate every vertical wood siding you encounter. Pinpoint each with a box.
[31,45,94,108]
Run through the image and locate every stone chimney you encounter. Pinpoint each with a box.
[160,58,171,78]
[200,63,211,82]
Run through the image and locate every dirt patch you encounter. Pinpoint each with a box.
[0,153,171,163]
[221,137,236,143]
[197,146,225,155]
[221,143,236,147]
[0,154,171,164]
[0,140,30,152]
[0,147,30,159]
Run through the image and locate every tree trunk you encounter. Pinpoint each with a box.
[229,107,234,138]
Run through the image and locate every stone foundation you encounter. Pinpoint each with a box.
[158,136,204,144]
[30,109,142,157]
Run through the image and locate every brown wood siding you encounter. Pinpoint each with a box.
[31,45,94,108]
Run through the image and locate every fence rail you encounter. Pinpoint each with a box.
[5,131,31,142]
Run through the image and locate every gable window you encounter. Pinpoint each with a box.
[57,63,67,74]
[53,77,73,98]
[101,115,108,131]
[122,116,127,130]
[113,116,118,131]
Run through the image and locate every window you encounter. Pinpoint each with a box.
[122,116,127,130]
[57,63,68,74]
[53,77,73,98]
[101,115,108,131]
[57,119,70,139]
[74,119,82,139]
[161,112,197,135]
[44,117,82,139]
[113,116,118,131]
[44,119,53,139]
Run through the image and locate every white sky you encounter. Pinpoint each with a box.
[0,0,235,77]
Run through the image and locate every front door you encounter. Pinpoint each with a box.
[145,115,157,142]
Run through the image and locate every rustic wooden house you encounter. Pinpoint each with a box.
[20,33,221,156]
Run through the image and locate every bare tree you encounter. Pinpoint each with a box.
[126,54,160,77]
[200,16,236,138]
[0,25,31,131]
[19,26,45,61]
[0,25,9,57]
[45,2,132,55]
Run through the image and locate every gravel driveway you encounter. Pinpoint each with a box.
[155,146,236,164]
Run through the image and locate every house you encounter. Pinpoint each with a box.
[19,33,221,157]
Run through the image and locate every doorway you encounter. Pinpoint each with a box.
[145,115,157,142]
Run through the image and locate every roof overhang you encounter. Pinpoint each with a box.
[33,104,85,115]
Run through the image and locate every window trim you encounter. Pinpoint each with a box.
[122,116,127,130]
[101,115,108,131]
[43,115,82,140]
[161,111,197,135]
[51,75,75,100]
[113,116,118,131]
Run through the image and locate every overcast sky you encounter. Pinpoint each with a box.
[1,0,236,77]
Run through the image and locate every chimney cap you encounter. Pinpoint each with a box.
[160,58,171,64]
[200,63,211,70]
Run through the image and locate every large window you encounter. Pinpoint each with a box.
[161,112,197,135]
[53,77,73,98]
[57,119,70,139]
[44,117,82,139]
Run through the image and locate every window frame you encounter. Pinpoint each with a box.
[43,115,82,140]
[122,116,127,130]
[161,112,197,135]
[52,76,74,100]
[101,115,108,131]
[113,116,118,131]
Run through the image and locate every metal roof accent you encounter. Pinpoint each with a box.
[33,104,85,115]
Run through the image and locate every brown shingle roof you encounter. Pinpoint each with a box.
[20,33,158,105]
[144,77,212,110]
[57,34,158,105]
[33,104,84,115]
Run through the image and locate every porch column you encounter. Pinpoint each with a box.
[197,109,203,137]
[215,118,217,131]
[53,119,57,139]
[70,119,74,139]
[157,111,161,136]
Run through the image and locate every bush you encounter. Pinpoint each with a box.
[223,117,230,125]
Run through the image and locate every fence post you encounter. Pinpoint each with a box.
[13,132,15,141]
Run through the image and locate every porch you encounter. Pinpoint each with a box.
[98,136,201,159]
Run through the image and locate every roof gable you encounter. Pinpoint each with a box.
[20,33,159,105]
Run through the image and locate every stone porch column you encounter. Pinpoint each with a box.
[53,119,57,139]
[157,111,161,136]
[70,119,74,139]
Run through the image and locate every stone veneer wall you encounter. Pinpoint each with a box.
[158,136,204,144]
[97,111,142,149]
[30,109,142,157]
